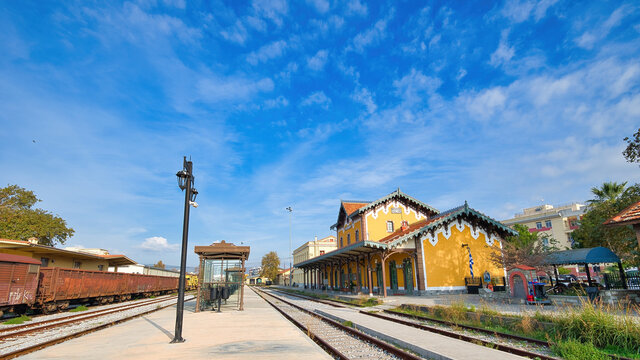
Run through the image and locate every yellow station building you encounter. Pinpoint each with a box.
[295,189,516,296]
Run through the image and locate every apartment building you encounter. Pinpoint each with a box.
[502,203,586,249]
[292,235,336,286]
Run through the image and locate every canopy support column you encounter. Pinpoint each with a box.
[618,262,627,290]
[584,263,592,287]
[367,254,373,297]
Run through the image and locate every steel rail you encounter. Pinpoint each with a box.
[0,294,177,336]
[0,296,179,340]
[253,287,423,360]
[269,288,348,308]
[377,309,634,360]
[362,310,557,360]
[0,296,194,360]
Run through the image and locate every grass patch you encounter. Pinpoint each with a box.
[277,288,382,307]
[69,305,89,312]
[394,299,640,359]
[342,320,354,327]
[552,340,609,360]
[3,315,32,325]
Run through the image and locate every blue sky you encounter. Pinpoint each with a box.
[1,0,639,269]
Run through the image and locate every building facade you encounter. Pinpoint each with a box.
[0,238,136,271]
[295,189,515,296]
[292,235,337,287]
[502,203,585,249]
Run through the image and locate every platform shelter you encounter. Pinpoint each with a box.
[194,241,250,312]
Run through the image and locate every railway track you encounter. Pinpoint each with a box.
[0,294,195,359]
[272,288,635,360]
[252,287,424,360]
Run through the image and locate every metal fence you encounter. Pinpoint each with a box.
[602,272,640,290]
[464,276,507,293]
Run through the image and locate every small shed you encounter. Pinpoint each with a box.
[543,247,626,288]
[194,241,250,312]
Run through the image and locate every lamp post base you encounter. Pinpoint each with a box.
[170,337,186,344]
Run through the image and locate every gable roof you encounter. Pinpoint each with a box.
[604,200,640,226]
[353,188,439,218]
[378,202,517,248]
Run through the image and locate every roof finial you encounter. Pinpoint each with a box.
[397,187,401,194]
[464,200,468,210]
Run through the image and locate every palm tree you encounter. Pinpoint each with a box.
[588,181,628,204]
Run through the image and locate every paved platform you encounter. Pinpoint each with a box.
[21,290,332,360]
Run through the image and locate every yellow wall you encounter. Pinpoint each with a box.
[422,221,504,288]
[364,202,426,241]
[336,218,362,248]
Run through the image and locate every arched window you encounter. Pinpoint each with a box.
[347,234,351,245]
[340,237,343,247]
[386,221,394,232]
[355,230,359,242]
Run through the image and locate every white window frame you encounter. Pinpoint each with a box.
[386,221,394,233]
[536,222,542,229]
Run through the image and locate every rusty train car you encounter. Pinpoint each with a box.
[0,254,179,315]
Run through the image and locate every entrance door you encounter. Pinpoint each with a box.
[376,263,383,294]
[513,274,526,298]
[389,261,398,293]
[403,258,414,294]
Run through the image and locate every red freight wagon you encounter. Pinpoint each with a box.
[37,268,178,312]
[0,254,41,315]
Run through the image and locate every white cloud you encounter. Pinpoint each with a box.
[220,19,249,45]
[264,96,289,109]
[465,87,506,119]
[252,0,288,26]
[351,87,377,114]
[351,17,389,53]
[575,5,634,49]
[197,76,274,103]
[306,0,330,14]
[300,91,331,109]
[247,40,288,65]
[138,237,179,251]
[307,49,329,71]
[501,0,558,23]
[490,30,515,67]
[346,0,368,17]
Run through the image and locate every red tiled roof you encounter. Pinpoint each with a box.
[510,264,536,271]
[0,238,30,244]
[0,253,41,265]
[342,201,369,216]
[604,200,640,226]
[378,218,433,244]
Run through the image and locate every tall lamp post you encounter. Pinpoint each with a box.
[286,206,292,287]
[171,156,198,344]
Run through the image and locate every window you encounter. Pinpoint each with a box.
[340,237,343,247]
[536,222,542,229]
[545,220,552,228]
[542,238,549,247]
[98,265,104,271]
[347,234,351,245]
[40,257,49,267]
[386,221,394,232]
[355,230,359,242]
[73,261,81,269]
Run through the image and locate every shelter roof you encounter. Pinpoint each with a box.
[543,247,620,265]
[509,264,537,271]
[604,200,640,226]
[0,253,41,265]
[0,238,136,266]
[194,240,250,259]
[295,240,387,268]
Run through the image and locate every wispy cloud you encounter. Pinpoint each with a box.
[307,49,329,71]
[247,40,288,65]
[300,91,331,109]
[575,4,635,49]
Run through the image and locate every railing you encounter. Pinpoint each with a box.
[603,272,640,290]
[464,276,506,292]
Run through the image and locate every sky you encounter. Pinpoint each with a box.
[0,0,639,269]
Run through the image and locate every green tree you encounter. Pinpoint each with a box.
[260,251,280,282]
[623,127,640,165]
[588,181,627,204]
[572,183,640,264]
[154,260,166,269]
[490,224,558,269]
[0,185,74,246]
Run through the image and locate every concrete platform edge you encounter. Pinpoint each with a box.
[314,309,452,360]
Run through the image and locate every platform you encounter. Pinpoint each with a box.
[21,290,332,360]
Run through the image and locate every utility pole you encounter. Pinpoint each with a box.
[286,206,292,286]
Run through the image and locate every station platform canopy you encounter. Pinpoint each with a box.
[543,246,621,265]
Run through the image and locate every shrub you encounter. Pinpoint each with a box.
[552,340,609,360]
[69,305,89,312]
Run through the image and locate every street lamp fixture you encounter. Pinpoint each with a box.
[286,206,292,287]
[171,156,197,344]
